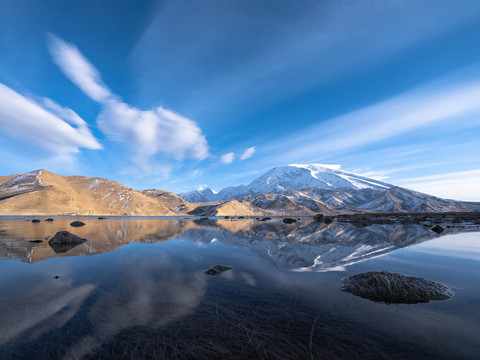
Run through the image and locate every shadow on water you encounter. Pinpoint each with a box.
[0,217,479,359]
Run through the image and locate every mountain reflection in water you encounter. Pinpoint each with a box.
[0,217,477,271]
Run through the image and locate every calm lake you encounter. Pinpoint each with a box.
[0,217,479,359]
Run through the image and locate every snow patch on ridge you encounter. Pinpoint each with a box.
[0,170,44,194]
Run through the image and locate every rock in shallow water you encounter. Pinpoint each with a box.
[431,225,444,234]
[283,218,297,224]
[70,221,86,227]
[204,265,232,276]
[48,231,87,253]
[343,271,452,304]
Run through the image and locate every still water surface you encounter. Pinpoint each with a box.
[0,217,479,359]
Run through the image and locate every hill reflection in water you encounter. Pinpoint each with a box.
[0,217,477,271]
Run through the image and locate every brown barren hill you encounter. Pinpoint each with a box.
[139,189,195,214]
[0,170,175,216]
[188,199,267,217]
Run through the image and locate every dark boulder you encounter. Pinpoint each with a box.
[282,218,297,224]
[44,218,54,222]
[204,265,232,276]
[48,231,87,253]
[31,219,41,223]
[313,214,323,222]
[431,225,444,234]
[224,216,229,219]
[29,240,43,243]
[343,271,452,304]
[238,216,245,219]
[98,217,107,220]
[323,216,333,224]
[70,221,86,227]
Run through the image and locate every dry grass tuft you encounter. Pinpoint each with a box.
[343,271,452,304]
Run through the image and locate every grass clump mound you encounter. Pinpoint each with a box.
[343,271,452,304]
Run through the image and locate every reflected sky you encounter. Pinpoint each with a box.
[404,232,480,261]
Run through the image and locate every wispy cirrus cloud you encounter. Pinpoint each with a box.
[48,35,209,166]
[240,146,255,160]
[261,76,480,164]
[0,83,102,153]
[48,34,112,103]
[396,169,480,201]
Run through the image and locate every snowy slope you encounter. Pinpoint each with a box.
[246,164,391,193]
[179,164,392,202]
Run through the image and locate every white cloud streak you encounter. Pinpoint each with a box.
[48,34,112,102]
[240,146,255,160]
[396,169,480,202]
[0,83,102,153]
[263,78,480,163]
[48,35,209,163]
[220,152,235,164]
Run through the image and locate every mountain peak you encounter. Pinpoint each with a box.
[248,164,392,192]
[288,163,342,170]
[180,187,217,203]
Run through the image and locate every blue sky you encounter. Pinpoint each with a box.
[1,0,480,200]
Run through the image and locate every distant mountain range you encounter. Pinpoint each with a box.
[0,165,479,216]
[179,164,480,214]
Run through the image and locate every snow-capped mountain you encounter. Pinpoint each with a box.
[179,164,480,213]
[247,164,391,193]
[180,164,392,203]
[181,187,218,203]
